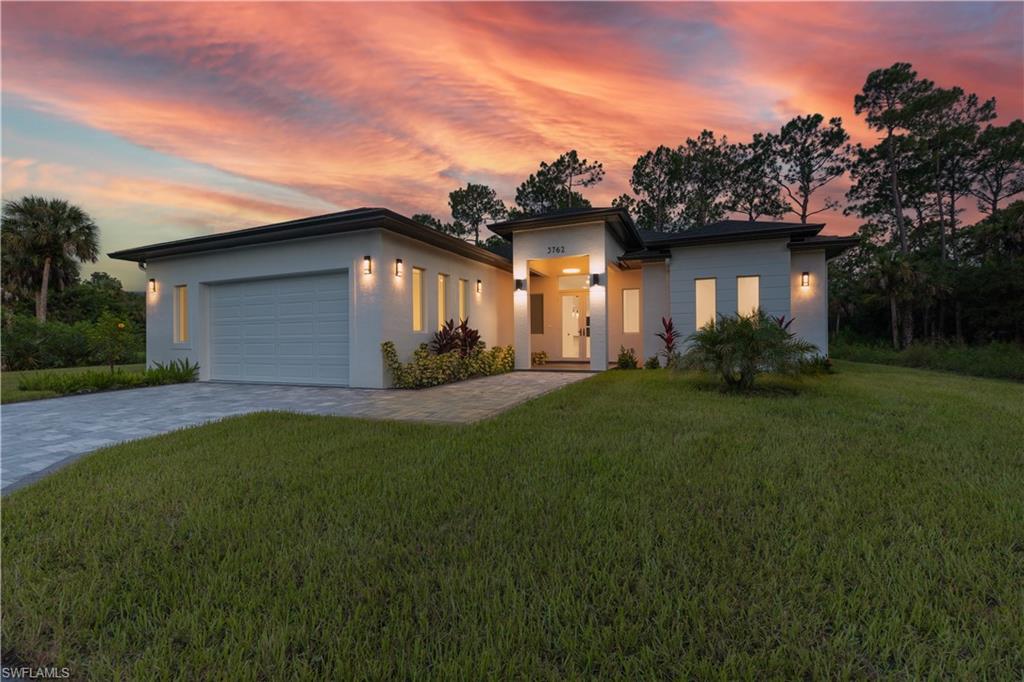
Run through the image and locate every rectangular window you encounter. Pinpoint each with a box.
[437,273,449,329]
[530,293,544,334]
[173,285,189,343]
[458,278,468,321]
[737,275,760,316]
[622,288,640,334]
[412,268,425,331]
[695,278,716,330]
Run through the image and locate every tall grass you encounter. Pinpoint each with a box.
[831,340,1024,381]
[16,359,199,396]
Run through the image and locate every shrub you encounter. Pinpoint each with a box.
[531,351,549,367]
[145,359,200,385]
[382,341,514,389]
[616,346,639,369]
[655,317,679,361]
[680,309,818,390]
[1,315,93,370]
[88,311,136,371]
[431,318,481,357]
[644,355,661,370]
[1,313,143,371]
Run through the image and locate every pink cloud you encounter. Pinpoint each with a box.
[2,1,1020,241]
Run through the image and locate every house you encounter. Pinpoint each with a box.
[110,206,857,388]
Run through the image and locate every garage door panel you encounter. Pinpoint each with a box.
[210,272,349,386]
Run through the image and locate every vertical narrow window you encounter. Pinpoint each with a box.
[695,278,716,330]
[412,268,425,331]
[458,279,468,321]
[530,294,544,334]
[173,285,189,343]
[437,273,449,329]
[737,276,760,316]
[622,288,640,333]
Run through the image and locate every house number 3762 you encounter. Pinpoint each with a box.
[546,246,566,255]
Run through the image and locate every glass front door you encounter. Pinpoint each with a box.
[561,293,590,359]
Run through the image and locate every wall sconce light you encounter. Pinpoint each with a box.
[589,273,602,287]
[363,255,372,275]
[395,258,403,277]
[476,279,482,294]
[801,272,810,288]
[149,278,156,293]
[515,278,526,291]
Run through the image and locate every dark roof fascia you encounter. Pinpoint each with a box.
[649,224,823,249]
[108,209,512,271]
[488,208,644,250]
[788,235,860,260]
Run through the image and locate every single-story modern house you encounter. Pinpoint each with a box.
[110,206,856,388]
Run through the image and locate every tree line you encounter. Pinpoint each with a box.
[415,62,1022,348]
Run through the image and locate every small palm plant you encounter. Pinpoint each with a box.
[681,309,818,390]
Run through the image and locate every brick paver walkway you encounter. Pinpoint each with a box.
[1,372,589,493]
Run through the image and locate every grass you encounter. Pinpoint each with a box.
[3,362,1023,677]
[831,339,1024,381]
[1,364,145,404]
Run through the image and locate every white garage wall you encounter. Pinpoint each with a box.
[377,231,513,369]
[144,228,511,388]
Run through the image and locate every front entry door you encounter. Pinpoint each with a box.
[561,293,590,359]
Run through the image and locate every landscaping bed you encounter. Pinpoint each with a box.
[3,361,1022,677]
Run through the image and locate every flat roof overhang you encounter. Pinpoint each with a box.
[788,235,860,260]
[108,208,512,271]
[488,207,644,251]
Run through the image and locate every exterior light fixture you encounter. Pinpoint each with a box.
[589,273,601,287]
[476,279,482,294]
[363,255,372,275]
[562,267,581,274]
[801,272,810,287]
[395,258,403,277]
[515,278,526,291]
[149,278,156,293]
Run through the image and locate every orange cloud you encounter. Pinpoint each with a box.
[2,1,1020,244]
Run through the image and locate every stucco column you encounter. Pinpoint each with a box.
[513,265,531,370]
[589,262,608,371]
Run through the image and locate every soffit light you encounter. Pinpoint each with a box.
[562,267,581,274]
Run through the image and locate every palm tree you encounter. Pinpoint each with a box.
[2,196,100,322]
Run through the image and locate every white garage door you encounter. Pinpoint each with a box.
[210,272,349,385]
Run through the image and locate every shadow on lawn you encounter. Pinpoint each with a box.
[671,369,830,397]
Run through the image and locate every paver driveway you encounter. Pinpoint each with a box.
[1,372,589,493]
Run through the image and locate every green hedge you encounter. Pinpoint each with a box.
[831,340,1024,381]
[2,314,144,370]
[382,341,514,389]
[17,359,199,396]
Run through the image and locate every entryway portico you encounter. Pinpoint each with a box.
[489,207,659,372]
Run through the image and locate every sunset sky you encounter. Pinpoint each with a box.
[3,2,1022,287]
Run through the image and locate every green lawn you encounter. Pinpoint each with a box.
[1,364,146,404]
[3,362,1022,677]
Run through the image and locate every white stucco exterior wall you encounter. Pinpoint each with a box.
[511,222,610,371]
[668,238,792,344]
[641,261,669,362]
[144,228,511,389]
[789,249,829,356]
